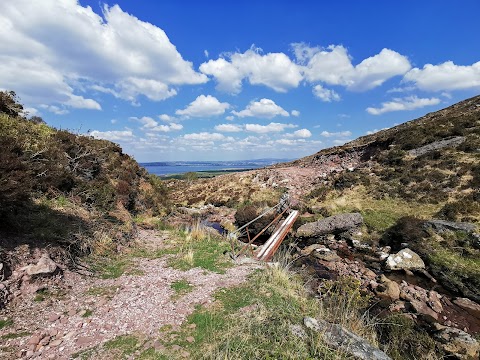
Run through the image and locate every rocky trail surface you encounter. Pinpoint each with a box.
[0,229,260,359]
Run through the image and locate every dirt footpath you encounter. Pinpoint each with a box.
[0,229,260,359]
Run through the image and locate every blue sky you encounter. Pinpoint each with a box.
[1,0,479,161]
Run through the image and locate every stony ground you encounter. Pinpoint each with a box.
[0,229,261,359]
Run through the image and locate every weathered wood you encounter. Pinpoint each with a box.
[256,210,299,261]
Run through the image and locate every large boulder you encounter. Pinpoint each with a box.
[424,219,477,233]
[304,317,392,360]
[296,213,363,238]
[20,254,57,276]
[385,248,425,271]
[453,298,480,319]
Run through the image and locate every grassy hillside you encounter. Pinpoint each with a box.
[302,95,480,219]
[0,92,168,258]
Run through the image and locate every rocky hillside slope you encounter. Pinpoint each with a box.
[167,95,480,359]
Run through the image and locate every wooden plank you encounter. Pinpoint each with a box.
[256,210,299,261]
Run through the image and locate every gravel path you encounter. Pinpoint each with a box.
[0,230,261,359]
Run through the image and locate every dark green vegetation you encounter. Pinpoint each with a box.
[346,96,479,215]
[0,318,13,329]
[0,91,169,261]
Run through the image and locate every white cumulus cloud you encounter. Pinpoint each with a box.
[366,96,441,115]
[286,129,312,138]
[176,95,230,118]
[39,104,69,115]
[200,46,302,93]
[183,132,226,141]
[214,124,243,132]
[0,0,207,108]
[90,130,135,141]
[245,122,296,134]
[291,110,300,117]
[403,61,480,91]
[320,131,352,138]
[292,129,312,138]
[232,98,290,118]
[313,85,341,102]
[132,116,183,132]
[294,43,411,91]
[158,114,178,122]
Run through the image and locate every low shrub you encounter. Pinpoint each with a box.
[381,216,428,251]
[376,314,438,360]
[436,191,480,222]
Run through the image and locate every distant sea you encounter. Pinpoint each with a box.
[140,159,290,176]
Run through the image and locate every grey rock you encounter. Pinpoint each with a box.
[425,219,477,233]
[312,248,340,262]
[385,248,425,271]
[434,326,480,359]
[304,317,392,360]
[300,244,325,256]
[408,136,465,157]
[296,213,363,238]
[20,254,57,276]
[351,239,373,251]
[428,290,443,314]
[289,324,307,339]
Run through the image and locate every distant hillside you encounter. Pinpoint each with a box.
[289,94,480,222]
[0,91,168,257]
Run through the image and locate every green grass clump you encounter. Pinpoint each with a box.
[183,268,323,359]
[170,280,194,298]
[88,256,135,279]
[166,226,232,274]
[428,248,480,289]
[32,287,67,302]
[136,348,169,360]
[0,319,13,329]
[33,288,48,302]
[86,285,119,298]
[168,237,231,273]
[430,249,480,276]
[104,335,140,356]
[1,331,31,340]
[362,209,400,232]
[82,309,93,318]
